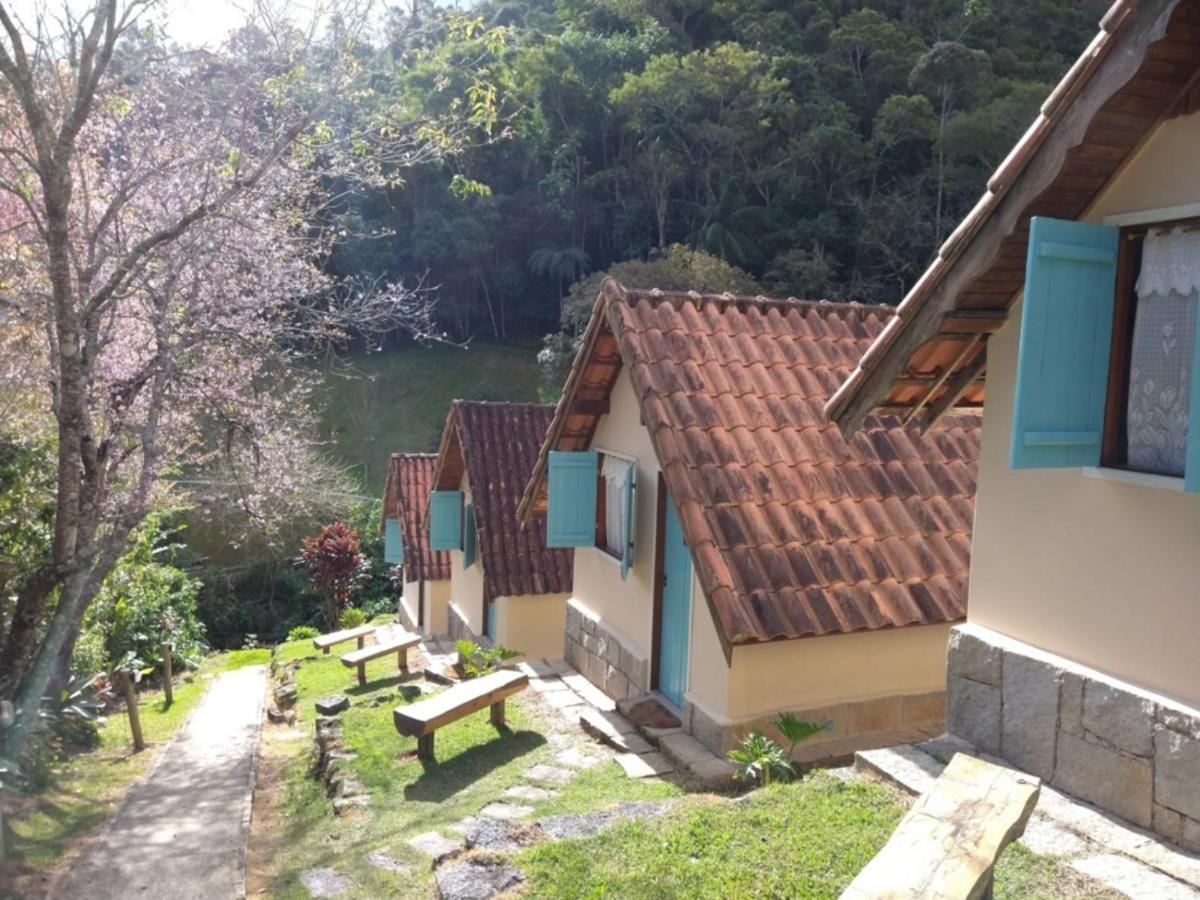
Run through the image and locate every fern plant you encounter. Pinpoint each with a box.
[772,712,833,757]
[728,731,794,787]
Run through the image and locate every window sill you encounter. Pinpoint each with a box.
[592,545,623,567]
[1082,467,1185,492]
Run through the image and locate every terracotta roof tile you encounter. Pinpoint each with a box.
[519,282,981,646]
[381,454,452,583]
[433,401,571,601]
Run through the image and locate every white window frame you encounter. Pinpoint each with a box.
[592,447,637,567]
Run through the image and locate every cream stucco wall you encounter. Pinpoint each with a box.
[569,368,664,660]
[686,569,949,724]
[495,592,570,660]
[401,577,450,637]
[966,111,1200,708]
[448,472,486,636]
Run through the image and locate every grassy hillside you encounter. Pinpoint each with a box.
[318,340,544,494]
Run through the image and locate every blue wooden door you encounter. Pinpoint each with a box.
[658,493,691,708]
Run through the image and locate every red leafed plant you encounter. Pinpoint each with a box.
[300,522,368,630]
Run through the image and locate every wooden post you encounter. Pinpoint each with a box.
[120,671,146,752]
[357,634,366,649]
[357,663,366,687]
[490,699,506,729]
[417,733,435,761]
[398,648,408,675]
[161,642,174,707]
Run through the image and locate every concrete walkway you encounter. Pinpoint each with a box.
[54,665,267,900]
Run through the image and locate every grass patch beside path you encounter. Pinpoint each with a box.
[518,775,1121,900]
[257,634,1117,900]
[2,651,251,893]
[253,635,680,899]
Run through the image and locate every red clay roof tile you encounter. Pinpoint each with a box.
[381,454,452,583]
[518,282,981,646]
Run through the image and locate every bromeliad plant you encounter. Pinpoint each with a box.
[728,732,794,787]
[455,639,521,679]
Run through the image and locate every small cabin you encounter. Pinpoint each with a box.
[380,453,451,636]
[827,0,1200,846]
[520,281,981,762]
[427,401,573,660]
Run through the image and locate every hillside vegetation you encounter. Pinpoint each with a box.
[329,0,1108,343]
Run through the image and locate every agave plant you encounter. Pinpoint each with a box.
[728,731,794,787]
[772,712,833,757]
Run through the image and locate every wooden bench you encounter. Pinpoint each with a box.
[340,629,422,686]
[313,624,375,655]
[393,669,528,761]
[840,753,1040,900]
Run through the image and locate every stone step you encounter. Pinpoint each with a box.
[656,732,737,789]
[578,708,653,754]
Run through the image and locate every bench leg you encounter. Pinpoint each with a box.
[417,733,435,761]
[357,663,366,686]
[398,648,409,675]
[490,699,506,729]
[357,635,366,649]
[322,646,330,655]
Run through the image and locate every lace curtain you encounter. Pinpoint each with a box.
[601,455,632,556]
[1126,227,1200,476]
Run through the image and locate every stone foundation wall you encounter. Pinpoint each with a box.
[947,622,1200,850]
[564,600,648,701]
[447,604,490,646]
[683,690,945,763]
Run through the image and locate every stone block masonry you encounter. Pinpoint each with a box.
[947,622,1200,848]
[563,600,648,701]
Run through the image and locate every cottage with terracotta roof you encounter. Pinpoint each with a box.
[426,401,573,659]
[827,0,1200,847]
[381,453,452,636]
[518,280,980,761]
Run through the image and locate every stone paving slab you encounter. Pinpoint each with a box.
[480,802,534,821]
[615,751,674,778]
[364,850,411,874]
[1071,854,1200,899]
[435,857,524,900]
[524,763,575,785]
[55,665,267,900]
[556,747,604,769]
[300,867,353,897]
[408,831,462,863]
[505,784,556,802]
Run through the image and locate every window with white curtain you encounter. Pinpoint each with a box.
[597,453,634,560]
[1124,227,1200,476]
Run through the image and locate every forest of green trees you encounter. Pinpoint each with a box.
[328,0,1109,345]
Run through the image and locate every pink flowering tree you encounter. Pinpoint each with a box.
[0,0,507,760]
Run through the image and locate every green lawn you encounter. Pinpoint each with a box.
[516,776,1116,899]
[255,634,1111,899]
[255,634,678,898]
[2,650,252,888]
[317,341,543,493]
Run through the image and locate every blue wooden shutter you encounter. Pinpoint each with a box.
[429,490,463,550]
[546,451,598,547]
[384,518,404,564]
[619,465,636,581]
[1011,216,1119,469]
[463,503,477,568]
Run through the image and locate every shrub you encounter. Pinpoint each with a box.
[339,607,367,628]
[196,561,326,649]
[455,639,521,678]
[299,521,369,629]
[75,514,207,679]
[772,712,832,757]
[287,625,320,642]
